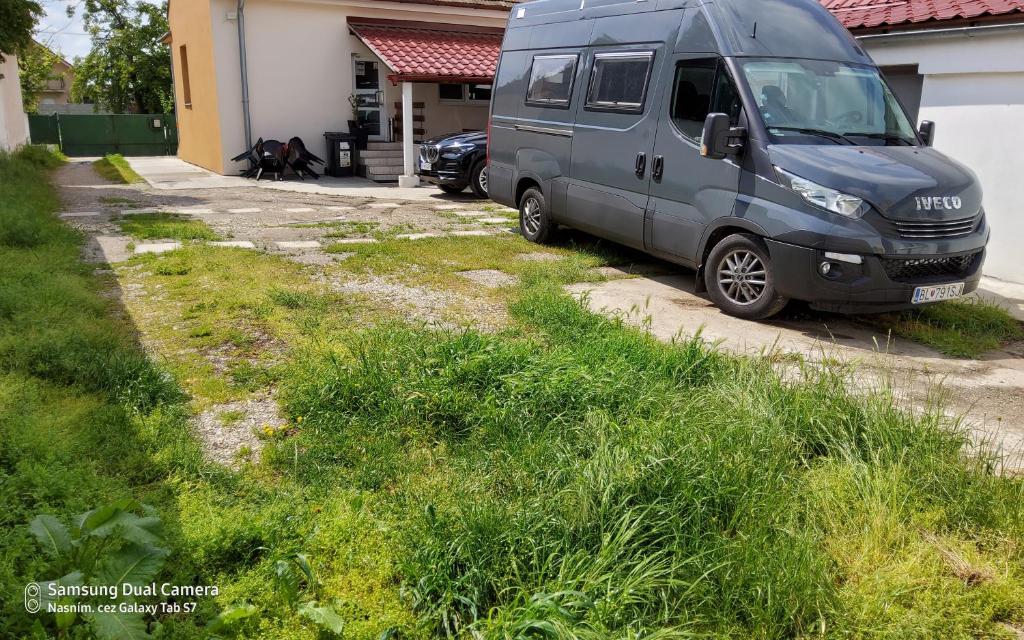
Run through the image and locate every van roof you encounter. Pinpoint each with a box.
[509,0,869,63]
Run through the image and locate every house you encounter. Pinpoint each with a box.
[165,0,511,184]
[0,54,31,150]
[826,0,1024,283]
[31,43,79,114]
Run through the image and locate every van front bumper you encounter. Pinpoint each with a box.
[766,239,986,314]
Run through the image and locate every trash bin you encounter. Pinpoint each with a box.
[324,132,358,177]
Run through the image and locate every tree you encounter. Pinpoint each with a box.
[18,42,61,113]
[71,0,173,114]
[0,0,44,62]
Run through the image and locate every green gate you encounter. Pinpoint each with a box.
[27,114,178,157]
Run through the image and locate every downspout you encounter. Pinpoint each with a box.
[237,0,253,151]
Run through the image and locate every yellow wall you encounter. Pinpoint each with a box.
[168,0,225,173]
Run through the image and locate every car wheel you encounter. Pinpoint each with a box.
[439,184,466,194]
[470,161,488,198]
[519,187,555,244]
[704,233,788,320]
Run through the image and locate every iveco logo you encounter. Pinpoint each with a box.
[916,196,962,211]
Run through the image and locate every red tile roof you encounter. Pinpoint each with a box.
[349,22,504,83]
[822,0,1024,29]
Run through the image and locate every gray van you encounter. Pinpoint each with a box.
[487,0,989,319]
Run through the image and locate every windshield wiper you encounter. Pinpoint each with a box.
[768,127,856,145]
[843,132,914,146]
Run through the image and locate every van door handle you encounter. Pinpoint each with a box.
[652,155,664,180]
[634,152,646,177]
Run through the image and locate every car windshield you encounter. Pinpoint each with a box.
[739,58,918,146]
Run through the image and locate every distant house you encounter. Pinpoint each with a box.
[31,43,78,114]
[825,0,1024,282]
[165,0,512,184]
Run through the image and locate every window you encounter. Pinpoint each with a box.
[467,83,491,103]
[439,83,491,105]
[439,83,464,102]
[179,45,192,108]
[670,57,741,141]
[525,54,577,107]
[585,51,654,112]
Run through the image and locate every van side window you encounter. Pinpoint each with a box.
[585,51,654,112]
[525,55,578,108]
[670,58,741,141]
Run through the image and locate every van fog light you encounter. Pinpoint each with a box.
[824,251,863,265]
[819,262,832,276]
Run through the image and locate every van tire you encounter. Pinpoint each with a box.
[440,184,466,194]
[470,161,488,198]
[519,187,554,244]
[705,234,788,320]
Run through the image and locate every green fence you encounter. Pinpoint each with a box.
[28,114,178,157]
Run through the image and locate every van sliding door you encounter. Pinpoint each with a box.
[564,46,664,250]
[647,55,742,263]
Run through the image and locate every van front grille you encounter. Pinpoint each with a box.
[881,251,981,283]
[892,215,979,239]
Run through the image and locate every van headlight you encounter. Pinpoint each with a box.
[775,167,867,219]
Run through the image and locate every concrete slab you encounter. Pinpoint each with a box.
[450,230,493,237]
[60,211,101,218]
[435,204,464,210]
[171,207,215,215]
[256,176,435,201]
[121,208,162,215]
[285,207,315,213]
[210,241,257,249]
[276,241,321,250]
[325,206,354,212]
[367,202,401,209]
[125,157,251,190]
[396,233,443,240]
[976,276,1024,322]
[453,211,490,218]
[228,208,261,213]
[135,242,182,254]
[478,217,512,224]
[327,237,378,244]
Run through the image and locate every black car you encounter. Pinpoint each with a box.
[417,131,488,198]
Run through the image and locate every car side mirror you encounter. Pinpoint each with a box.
[701,113,746,160]
[918,120,935,147]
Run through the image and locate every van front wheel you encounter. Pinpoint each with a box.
[705,234,788,320]
[519,187,554,244]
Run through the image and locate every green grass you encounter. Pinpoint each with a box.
[117,212,222,241]
[872,297,1024,358]
[93,153,144,184]
[4,148,1023,638]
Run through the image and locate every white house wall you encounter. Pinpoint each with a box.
[862,28,1024,283]
[0,54,31,151]
[209,0,507,171]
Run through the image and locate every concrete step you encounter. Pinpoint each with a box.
[365,163,404,176]
[366,142,403,150]
[359,149,404,160]
[361,156,411,168]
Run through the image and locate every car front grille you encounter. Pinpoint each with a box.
[881,251,981,283]
[420,145,439,164]
[892,214,979,239]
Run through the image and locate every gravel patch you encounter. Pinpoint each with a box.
[459,269,518,288]
[191,396,282,468]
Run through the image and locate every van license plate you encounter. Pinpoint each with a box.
[912,282,964,304]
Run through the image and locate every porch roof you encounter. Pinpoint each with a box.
[348,20,503,84]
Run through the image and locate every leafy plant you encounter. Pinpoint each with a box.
[28,500,169,639]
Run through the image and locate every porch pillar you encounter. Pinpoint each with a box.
[398,81,419,188]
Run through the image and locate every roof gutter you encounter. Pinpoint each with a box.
[238,0,253,152]
[856,20,1024,42]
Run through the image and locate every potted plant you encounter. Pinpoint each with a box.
[347,94,369,150]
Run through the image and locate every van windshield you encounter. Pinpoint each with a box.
[739,58,918,146]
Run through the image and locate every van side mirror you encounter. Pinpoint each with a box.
[701,113,746,160]
[918,120,935,147]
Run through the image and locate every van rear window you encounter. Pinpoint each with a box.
[525,55,578,108]
[586,51,654,112]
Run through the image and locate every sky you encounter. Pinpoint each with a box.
[34,0,96,60]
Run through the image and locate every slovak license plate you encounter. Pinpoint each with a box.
[912,282,964,304]
[419,159,431,171]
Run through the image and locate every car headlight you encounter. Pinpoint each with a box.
[775,167,867,219]
[440,143,476,159]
